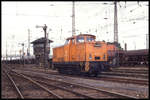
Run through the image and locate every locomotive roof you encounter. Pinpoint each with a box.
[66,34,96,40]
[31,37,53,44]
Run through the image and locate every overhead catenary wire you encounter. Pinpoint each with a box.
[2,1,148,57]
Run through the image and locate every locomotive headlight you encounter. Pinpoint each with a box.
[89,54,92,59]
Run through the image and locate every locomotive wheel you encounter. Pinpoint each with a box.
[87,63,100,77]
[58,68,68,74]
[58,69,64,74]
[93,64,100,77]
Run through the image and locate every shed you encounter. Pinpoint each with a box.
[31,37,53,66]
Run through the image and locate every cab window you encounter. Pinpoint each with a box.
[72,39,75,44]
[65,40,70,45]
[86,37,94,42]
[76,36,84,43]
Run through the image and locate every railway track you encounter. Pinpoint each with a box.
[51,72,149,86]
[3,69,62,98]
[13,70,137,99]
[46,70,148,86]
[98,75,148,85]
[3,65,148,98]
[2,70,19,98]
[11,71,91,99]
[109,69,148,74]
[10,66,148,86]
[14,69,149,98]
[3,70,24,98]
[111,67,148,72]
[3,68,135,99]
[100,71,148,79]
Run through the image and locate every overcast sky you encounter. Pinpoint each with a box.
[2,1,149,57]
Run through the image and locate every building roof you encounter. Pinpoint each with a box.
[31,37,53,44]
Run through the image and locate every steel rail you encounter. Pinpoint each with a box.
[110,69,148,73]
[33,79,94,99]
[12,70,93,98]
[99,75,148,84]
[109,71,148,74]
[33,69,148,85]
[15,70,137,99]
[101,71,148,77]
[99,77,148,85]
[3,70,24,99]
[12,68,148,86]
[45,76,138,99]
[57,72,148,86]
[111,68,148,71]
[12,71,63,99]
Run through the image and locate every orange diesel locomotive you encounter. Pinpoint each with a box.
[52,34,110,76]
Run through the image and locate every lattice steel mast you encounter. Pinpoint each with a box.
[72,1,75,36]
[114,1,118,43]
[114,1,119,67]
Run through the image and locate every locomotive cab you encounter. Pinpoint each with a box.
[65,34,95,44]
[53,34,110,76]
